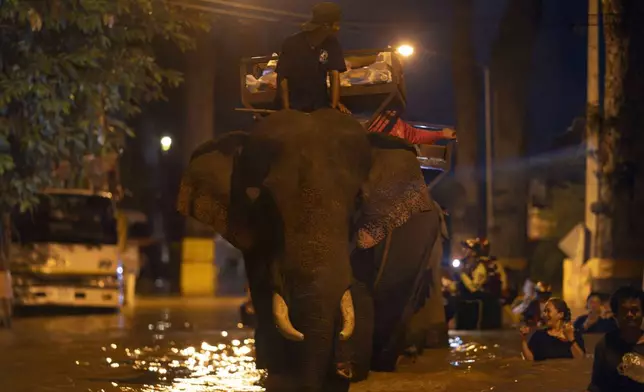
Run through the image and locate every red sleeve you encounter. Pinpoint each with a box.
[368,116,388,133]
[389,120,444,144]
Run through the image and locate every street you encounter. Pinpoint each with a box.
[0,298,596,392]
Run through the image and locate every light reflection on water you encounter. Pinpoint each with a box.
[100,332,265,392]
[93,329,596,392]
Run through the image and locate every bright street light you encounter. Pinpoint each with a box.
[451,259,461,268]
[160,136,172,152]
[396,44,415,57]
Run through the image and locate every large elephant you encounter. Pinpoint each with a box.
[177,109,442,391]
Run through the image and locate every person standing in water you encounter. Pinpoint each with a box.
[275,2,350,114]
[519,297,585,361]
[574,292,618,334]
[587,286,644,391]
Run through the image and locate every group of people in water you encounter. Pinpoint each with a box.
[442,237,644,391]
[521,286,644,391]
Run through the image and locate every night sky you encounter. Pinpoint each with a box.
[210,0,588,155]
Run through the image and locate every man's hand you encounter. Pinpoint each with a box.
[442,128,457,140]
[600,305,614,319]
[336,102,351,114]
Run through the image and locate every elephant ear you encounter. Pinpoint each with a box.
[356,133,432,249]
[176,131,249,238]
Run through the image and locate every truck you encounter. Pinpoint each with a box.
[10,188,124,310]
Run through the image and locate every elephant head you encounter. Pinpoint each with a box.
[177,109,431,387]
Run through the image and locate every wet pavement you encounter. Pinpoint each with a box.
[0,297,598,392]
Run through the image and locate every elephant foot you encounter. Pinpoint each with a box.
[396,346,419,367]
[425,325,449,349]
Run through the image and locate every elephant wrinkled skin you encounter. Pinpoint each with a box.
[177,109,435,391]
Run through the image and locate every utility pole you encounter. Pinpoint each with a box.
[585,0,600,260]
[484,67,494,237]
[451,0,482,257]
[566,0,601,306]
[180,31,218,297]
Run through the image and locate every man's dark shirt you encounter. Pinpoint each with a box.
[574,314,618,334]
[588,330,644,392]
[528,329,585,361]
[275,32,346,112]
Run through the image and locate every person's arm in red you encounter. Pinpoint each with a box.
[367,110,397,133]
[389,119,457,145]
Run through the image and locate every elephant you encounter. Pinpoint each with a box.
[176,109,445,391]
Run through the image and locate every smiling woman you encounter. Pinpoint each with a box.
[520,297,586,361]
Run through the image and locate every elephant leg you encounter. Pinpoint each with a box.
[348,247,377,382]
[406,239,449,350]
[242,251,287,374]
[406,282,449,350]
[423,271,449,349]
[370,211,440,371]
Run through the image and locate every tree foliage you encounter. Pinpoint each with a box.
[0,0,209,212]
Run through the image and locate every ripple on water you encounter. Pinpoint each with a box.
[441,334,593,392]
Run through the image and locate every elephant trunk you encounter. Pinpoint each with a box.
[273,292,305,341]
[273,288,355,342]
[339,289,355,340]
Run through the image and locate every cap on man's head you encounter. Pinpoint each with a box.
[301,2,342,32]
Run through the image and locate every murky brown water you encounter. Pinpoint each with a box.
[85,325,598,391]
[0,298,600,392]
[99,332,595,392]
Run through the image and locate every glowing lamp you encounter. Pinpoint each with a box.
[396,44,414,57]
[160,136,172,152]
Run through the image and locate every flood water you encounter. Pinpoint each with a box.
[0,298,600,392]
[100,332,597,392]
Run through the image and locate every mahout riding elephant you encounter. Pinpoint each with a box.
[177,109,443,391]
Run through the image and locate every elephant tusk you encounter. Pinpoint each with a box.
[272,292,305,342]
[339,289,355,341]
